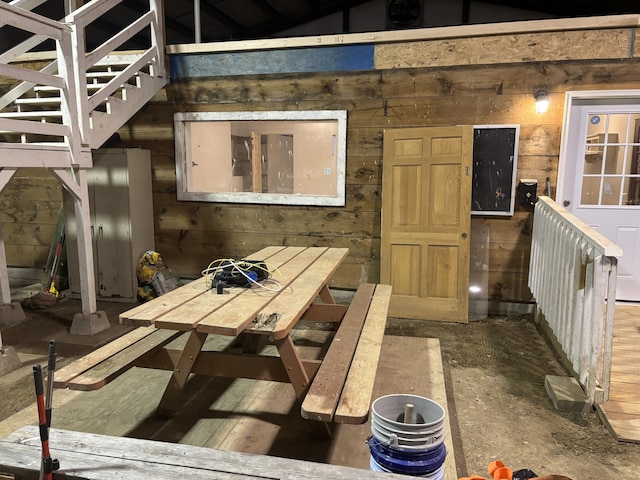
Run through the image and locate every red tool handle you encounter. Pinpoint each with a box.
[33,365,53,480]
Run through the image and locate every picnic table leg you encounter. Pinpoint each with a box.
[157,330,208,417]
[317,284,335,304]
[274,335,332,437]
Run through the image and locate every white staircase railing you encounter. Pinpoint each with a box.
[528,196,623,405]
[0,0,166,163]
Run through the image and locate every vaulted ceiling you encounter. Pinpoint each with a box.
[7,0,640,51]
[155,0,640,45]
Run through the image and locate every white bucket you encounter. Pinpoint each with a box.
[371,394,446,450]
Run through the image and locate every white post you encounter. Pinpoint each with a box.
[0,169,17,307]
[194,0,201,43]
[0,221,11,307]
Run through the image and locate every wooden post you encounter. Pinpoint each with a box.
[251,131,262,193]
[52,168,98,316]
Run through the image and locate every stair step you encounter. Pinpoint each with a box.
[86,71,122,79]
[34,84,108,93]
[0,111,62,119]
[15,97,62,105]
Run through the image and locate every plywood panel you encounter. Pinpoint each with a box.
[375,29,633,69]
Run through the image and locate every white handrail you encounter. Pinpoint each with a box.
[529,196,622,405]
[0,1,69,39]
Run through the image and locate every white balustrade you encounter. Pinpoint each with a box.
[529,196,622,404]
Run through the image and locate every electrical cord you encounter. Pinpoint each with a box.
[201,258,282,292]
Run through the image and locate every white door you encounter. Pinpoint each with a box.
[558,93,640,301]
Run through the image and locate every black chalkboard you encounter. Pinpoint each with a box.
[471,125,519,216]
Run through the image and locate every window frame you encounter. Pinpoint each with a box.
[174,110,347,206]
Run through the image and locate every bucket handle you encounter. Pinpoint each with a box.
[367,432,445,448]
[366,434,399,448]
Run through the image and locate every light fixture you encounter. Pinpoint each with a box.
[534,89,549,114]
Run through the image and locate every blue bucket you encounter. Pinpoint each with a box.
[367,436,447,476]
[369,452,446,479]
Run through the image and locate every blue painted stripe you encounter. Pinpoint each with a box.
[169,44,375,79]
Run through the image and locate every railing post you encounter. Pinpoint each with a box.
[149,0,166,78]
[599,256,617,404]
[68,17,90,147]
[56,29,85,163]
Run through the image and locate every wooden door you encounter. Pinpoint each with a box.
[381,126,473,322]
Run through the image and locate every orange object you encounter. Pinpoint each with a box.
[487,460,512,480]
[493,467,513,480]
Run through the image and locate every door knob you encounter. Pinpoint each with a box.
[563,200,571,207]
[461,232,467,239]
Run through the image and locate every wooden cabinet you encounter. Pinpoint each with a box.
[65,148,155,301]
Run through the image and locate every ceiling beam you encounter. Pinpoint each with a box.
[197,0,246,34]
[127,0,209,43]
[481,0,638,17]
[250,0,281,22]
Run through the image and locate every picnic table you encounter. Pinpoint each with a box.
[54,246,392,428]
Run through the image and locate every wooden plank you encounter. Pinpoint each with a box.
[247,247,349,340]
[300,283,375,422]
[0,426,414,479]
[0,199,61,224]
[2,223,57,246]
[66,329,184,391]
[119,276,210,326]
[153,228,379,260]
[335,284,392,424]
[196,247,328,335]
[152,202,379,233]
[142,348,322,383]
[54,326,159,388]
[300,303,348,323]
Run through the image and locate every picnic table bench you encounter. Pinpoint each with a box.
[0,425,416,479]
[54,246,392,427]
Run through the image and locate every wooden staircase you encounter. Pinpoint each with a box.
[0,0,167,336]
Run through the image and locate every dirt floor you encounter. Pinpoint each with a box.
[1,289,640,479]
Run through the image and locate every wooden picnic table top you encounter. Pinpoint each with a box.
[120,246,349,340]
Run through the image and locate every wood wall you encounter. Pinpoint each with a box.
[112,57,639,302]
[3,23,640,305]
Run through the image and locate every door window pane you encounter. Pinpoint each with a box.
[604,144,624,175]
[601,176,622,205]
[623,176,640,205]
[610,114,629,142]
[581,177,601,205]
